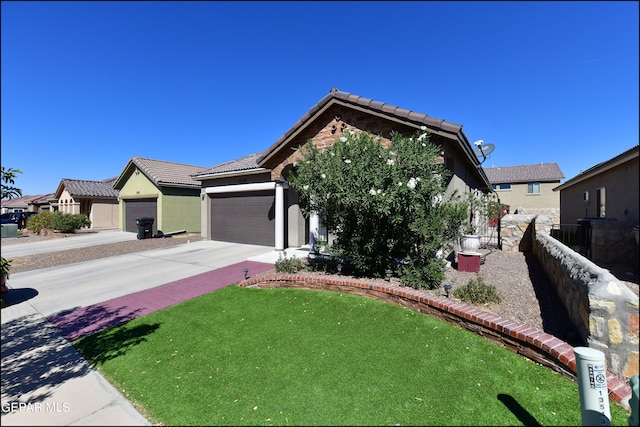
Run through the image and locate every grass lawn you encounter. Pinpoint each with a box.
[73,286,631,426]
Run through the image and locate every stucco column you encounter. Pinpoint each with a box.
[275,182,285,251]
[309,212,319,252]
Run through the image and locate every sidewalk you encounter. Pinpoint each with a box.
[1,241,309,426]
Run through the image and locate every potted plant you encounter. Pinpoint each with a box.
[1,257,11,295]
[458,192,487,253]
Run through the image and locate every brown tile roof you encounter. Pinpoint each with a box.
[483,163,564,184]
[59,178,119,198]
[117,157,208,188]
[258,87,465,166]
[1,193,55,207]
[193,151,266,177]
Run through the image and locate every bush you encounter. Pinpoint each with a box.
[288,129,467,288]
[27,211,55,234]
[51,213,91,233]
[452,276,501,305]
[275,251,305,274]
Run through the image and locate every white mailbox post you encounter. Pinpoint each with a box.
[574,347,611,426]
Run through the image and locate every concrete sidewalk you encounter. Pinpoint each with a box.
[1,236,309,426]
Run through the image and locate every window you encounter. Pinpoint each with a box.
[527,182,541,194]
[596,187,606,218]
[492,183,511,190]
[583,191,589,204]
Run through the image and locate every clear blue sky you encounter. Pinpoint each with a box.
[2,1,638,197]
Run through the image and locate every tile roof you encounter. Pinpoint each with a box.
[259,87,465,166]
[1,193,55,207]
[59,178,119,198]
[193,151,266,177]
[128,157,207,187]
[483,163,564,184]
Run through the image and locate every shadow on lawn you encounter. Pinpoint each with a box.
[498,393,542,426]
[73,321,160,365]
[524,252,586,348]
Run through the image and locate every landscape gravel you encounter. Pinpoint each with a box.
[3,231,637,348]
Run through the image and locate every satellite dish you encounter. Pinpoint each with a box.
[473,143,495,164]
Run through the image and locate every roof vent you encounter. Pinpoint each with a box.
[330,87,339,93]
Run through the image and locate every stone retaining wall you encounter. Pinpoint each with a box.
[532,218,639,381]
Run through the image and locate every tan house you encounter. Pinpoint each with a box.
[113,157,206,235]
[483,163,564,222]
[1,193,55,214]
[553,145,639,273]
[553,145,639,226]
[54,178,119,229]
[193,88,493,249]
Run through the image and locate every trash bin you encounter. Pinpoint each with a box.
[136,217,154,240]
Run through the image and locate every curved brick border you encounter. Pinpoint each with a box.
[239,272,632,410]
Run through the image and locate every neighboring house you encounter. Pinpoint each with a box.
[193,88,493,250]
[553,145,639,225]
[483,163,564,221]
[0,193,55,214]
[113,157,206,235]
[54,177,120,229]
[553,145,639,273]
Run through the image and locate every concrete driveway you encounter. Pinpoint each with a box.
[1,233,307,426]
[1,229,139,258]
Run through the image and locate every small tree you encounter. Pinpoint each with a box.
[288,128,466,289]
[1,167,23,282]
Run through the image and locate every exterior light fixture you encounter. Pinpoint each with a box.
[243,268,249,280]
[444,284,453,298]
[385,269,393,281]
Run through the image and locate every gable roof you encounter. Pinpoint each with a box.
[194,88,492,190]
[113,157,208,190]
[55,177,119,199]
[553,145,639,192]
[194,151,267,178]
[483,163,564,184]
[1,193,55,208]
[258,87,470,167]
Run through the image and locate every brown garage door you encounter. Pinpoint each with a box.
[124,198,157,233]
[211,191,274,246]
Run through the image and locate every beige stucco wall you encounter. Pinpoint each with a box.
[57,188,80,215]
[493,181,559,213]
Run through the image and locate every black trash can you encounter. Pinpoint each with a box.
[136,217,154,240]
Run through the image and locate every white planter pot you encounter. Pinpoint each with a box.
[460,234,481,253]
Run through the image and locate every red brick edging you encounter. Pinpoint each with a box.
[239,272,632,409]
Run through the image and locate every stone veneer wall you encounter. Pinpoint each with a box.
[532,218,639,380]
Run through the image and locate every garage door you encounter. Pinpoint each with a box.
[211,191,274,246]
[124,198,157,233]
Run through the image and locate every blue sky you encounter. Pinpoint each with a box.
[2,1,638,197]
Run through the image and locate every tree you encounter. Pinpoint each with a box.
[288,129,467,289]
[1,166,23,286]
[1,167,23,200]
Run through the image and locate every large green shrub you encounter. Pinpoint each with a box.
[52,213,91,233]
[27,211,55,234]
[288,128,467,289]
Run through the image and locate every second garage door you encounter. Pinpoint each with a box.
[124,198,157,234]
[211,191,274,246]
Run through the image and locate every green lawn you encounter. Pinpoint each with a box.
[74,286,631,426]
